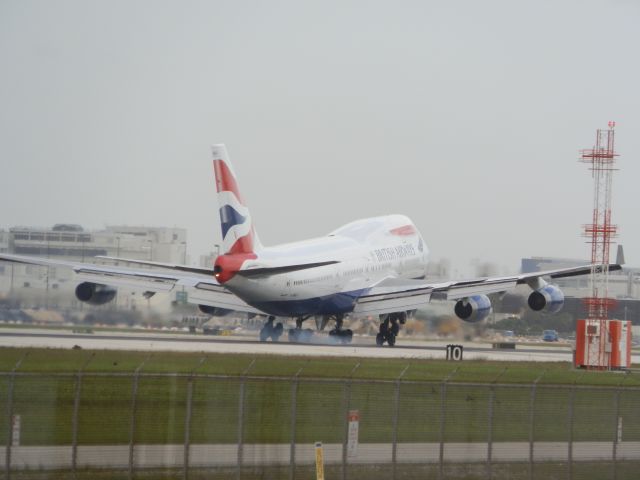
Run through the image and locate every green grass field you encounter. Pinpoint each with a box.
[2,346,639,384]
[1,346,639,448]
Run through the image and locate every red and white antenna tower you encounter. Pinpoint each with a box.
[579,121,618,368]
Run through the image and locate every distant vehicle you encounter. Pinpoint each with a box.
[203,325,233,336]
[503,330,515,337]
[542,329,559,342]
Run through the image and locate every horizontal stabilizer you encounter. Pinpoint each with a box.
[237,261,340,278]
[96,256,216,276]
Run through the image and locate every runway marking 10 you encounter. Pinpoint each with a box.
[446,344,463,361]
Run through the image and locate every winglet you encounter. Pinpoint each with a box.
[616,245,625,266]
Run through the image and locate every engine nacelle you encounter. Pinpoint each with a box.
[527,285,564,314]
[454,295,492,323]
[198,305,233,316]
[75,282,117,306]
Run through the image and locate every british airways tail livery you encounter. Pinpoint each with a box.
[0,144,623,347]
[212,145,261,256]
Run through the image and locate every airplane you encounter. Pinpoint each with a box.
[0,144,623,346]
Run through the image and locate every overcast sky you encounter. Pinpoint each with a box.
[0,0,638,276]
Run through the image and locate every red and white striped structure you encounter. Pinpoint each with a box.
[577,123,620,369]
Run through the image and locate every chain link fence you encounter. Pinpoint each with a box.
[2,371,640,479]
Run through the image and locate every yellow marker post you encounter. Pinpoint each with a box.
[315,441,325,480]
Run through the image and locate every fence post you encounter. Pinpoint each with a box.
[71,373,82,477]
[4,373,15,480]
[438,382,447,480]
[71,353,92,478]
[236,379,246,480]
[183,378,194,480]
[528,383,537,480]
[391,365,408,480]
[129,359,148,480]
[289,370,301,480]
[341,380,351,480]
[612,388,621,480]
[391,380,401,480]
[5,354,27,480]
[567,387,575,480]
[487,386,495,480]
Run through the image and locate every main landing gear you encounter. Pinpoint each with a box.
[286,314,354,344]
[288,317,314,343]
[259,316,284,342]
[328,314,353,345]
[376,312,407,347]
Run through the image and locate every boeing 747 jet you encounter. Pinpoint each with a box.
[0,145,622,346]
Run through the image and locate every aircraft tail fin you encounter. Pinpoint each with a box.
[212,145,262,255]
[616,245,625,266]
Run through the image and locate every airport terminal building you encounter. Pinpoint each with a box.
[0,224,187,313]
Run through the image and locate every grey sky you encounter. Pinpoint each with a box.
[1,0,638,276]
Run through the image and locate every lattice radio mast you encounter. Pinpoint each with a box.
[579,121,618,368]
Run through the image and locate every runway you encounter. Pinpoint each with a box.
[1,327,627,362]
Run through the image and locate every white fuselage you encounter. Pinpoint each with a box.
[223,215,429,317]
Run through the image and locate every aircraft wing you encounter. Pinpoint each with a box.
[352,272,534,315]
[0,254,264,314]
[354,262,622,314]
[430,263,622,301]
[352,278,433,315]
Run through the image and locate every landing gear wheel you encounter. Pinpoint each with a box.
[377,314,402,347]
[259,325,271,342]
[391,322,400,336]
[271,322,283,341]
[260,316,280,342]
[299,328,314,343]
[288,328,299,342]
[386,332,396,347]
[329,328,354,344]
[288,328,314,343]
[343,329,353,344]
[328,329,340,343]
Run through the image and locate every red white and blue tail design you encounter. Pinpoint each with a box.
[212,145,262,255]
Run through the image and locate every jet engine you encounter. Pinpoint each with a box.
[454,295,492,323]
[75,282,117,306]
[198,305,233,316]
[527,285,564,314]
